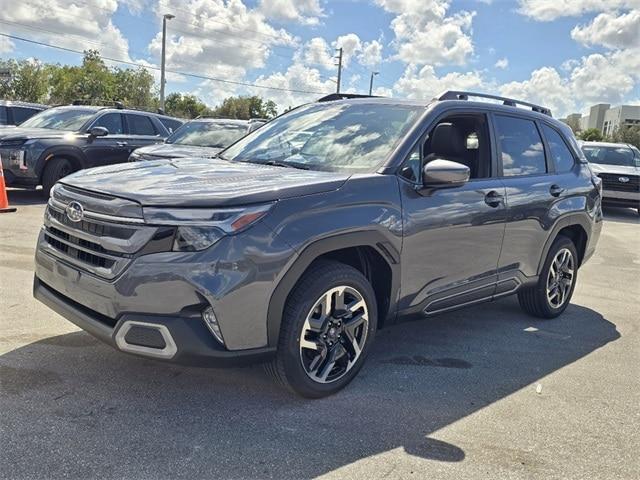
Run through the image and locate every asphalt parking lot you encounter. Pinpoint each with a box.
[1,189,639,480]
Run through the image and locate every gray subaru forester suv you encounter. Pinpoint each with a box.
[33,91,603,397]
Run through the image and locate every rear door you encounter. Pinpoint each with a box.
[493,114,573,284]
[83,112,129,167]
[124,114,164,151]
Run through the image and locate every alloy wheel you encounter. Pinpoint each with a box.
[546,248,575,309]
[298,286,369,384]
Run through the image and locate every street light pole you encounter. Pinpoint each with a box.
[335,47,343,94]
[159,13,175,112]
[368,71,379,96]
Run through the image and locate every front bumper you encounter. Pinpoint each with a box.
[601,189,640,208]
[33,276,276,366]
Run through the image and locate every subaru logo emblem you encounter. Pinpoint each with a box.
[65,201,84,223]
[618,176,630,183]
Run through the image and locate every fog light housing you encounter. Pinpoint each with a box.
[202,306,225,346]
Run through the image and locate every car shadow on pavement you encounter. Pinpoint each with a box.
[602,206,639,225]
[0,296,619,479]
[7,188,47,206]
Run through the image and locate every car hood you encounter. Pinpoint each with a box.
[0,127,75,141]
[135,143,222,159]
[589,163,640,176]
[60,157,350,207]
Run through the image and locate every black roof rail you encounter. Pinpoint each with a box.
[435,91,553,117]
[249,117,268,123]
[318,93,379,102]
[71,99,124,109]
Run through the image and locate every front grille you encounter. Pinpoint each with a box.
[598,173,640,193]
[47,207,135,239]
[42,201,158,279]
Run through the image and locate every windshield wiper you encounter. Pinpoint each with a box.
[262,160,310,170]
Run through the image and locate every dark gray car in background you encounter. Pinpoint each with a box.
[0,100,48,126]
[129,118,266,161]
[33,91,602,397]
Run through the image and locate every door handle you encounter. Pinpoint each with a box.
[484,190,503,208]
[549,184,565,197]
[117,141,128,147]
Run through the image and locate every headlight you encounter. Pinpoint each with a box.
[143,203,273,251]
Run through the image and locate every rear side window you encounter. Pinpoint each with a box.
[13,107,41,124]
[92,113,124,134]
[159,117,183,134]
[126,114,157,136]
[541,124,575,172]
[495,115,546,176]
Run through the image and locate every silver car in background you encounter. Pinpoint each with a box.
[581,141,640,215]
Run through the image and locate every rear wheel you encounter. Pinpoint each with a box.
[518,235,578,319]
[266,260,377,398]
[41,158,74,197]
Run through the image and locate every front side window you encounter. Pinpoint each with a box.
[222,103,423,173]
[19,107,98,131]
[0,106,7,124]
[167,121,248,148]
[92,113,124,134]
[542,124,575,172]
[495,115,546,176]
[126,114,156,136]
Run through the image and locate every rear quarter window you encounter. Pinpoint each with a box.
[126,114,157,136]
[541,124,575,172]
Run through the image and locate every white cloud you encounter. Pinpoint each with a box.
[252,63,335,109]
[334,33,362,67]
[300,37,335,70]
[376,0,476,66]
[495,57,509,69]
[359,40,383,66]
[517,0,638,22]
[0,36,14,54]
[0,0,131,61]
[147,0,297,87]
[500,67,574,117]
[392,64,486,100]
[259,0,324,25]
[571,11,640,49]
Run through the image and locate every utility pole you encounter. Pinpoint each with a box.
[159,13,175,112]
[335,47,343,94]
[368,71,379,96]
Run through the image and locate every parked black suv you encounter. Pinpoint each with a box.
[33,92,602,397]
[0,100,47,126]
[129,118,266,161]
[0,104,183,194]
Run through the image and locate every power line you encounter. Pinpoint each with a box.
[0,32,330,96]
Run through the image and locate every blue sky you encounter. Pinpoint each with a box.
[0,0,638,117]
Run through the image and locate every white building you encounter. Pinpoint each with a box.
[602,105,640,136]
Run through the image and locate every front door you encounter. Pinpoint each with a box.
[83,113,130,167]
[398,111,507,315]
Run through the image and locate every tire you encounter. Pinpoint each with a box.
[41,157,74,197]
[266,260,378,398]
[518,235,578,319]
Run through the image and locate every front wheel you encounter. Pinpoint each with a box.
[266,260,377,398]
[518,235,578,319]
[41,157,74,197]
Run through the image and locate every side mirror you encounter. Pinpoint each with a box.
[423,159,470,188]
[89,126,109,137]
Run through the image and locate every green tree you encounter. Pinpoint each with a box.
[579,128,604,142]
[0,59,52,102]
[113,67,158,110]
[212,95,278,120]
[164,93,212,118]
[607,125,640,149]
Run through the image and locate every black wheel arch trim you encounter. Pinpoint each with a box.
[37,146,87,181]
[266,230,401,348]
[537,213,591,275]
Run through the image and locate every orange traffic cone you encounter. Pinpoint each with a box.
[0,164,17,213]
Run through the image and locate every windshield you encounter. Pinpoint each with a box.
[20,107,97,131]
[582,145,638,167]
[166,121,248,148]
[222,102,423,173]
